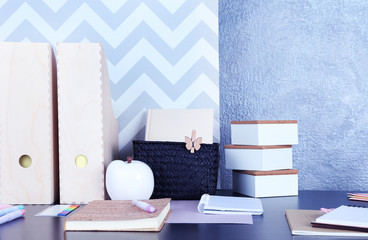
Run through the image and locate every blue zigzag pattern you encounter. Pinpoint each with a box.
[0,0,219,157]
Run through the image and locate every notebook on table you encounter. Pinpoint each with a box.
[64,198,171,232]
[197,194,263,215]
[285,209,368,237]
[312,205,368,231]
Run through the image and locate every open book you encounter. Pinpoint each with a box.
[197,194,263,215]
[64,199,171,231]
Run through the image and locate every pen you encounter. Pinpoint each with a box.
[0,206,24,217]
[0,205,13,210]
[0,210,25,225]
[132,200,156,213]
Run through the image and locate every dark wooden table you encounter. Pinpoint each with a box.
[0,191,365,240]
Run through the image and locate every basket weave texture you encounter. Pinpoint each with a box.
[133,140,219,200]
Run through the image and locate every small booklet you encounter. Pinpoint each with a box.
[312,205,368,230]
[197,194,263,215]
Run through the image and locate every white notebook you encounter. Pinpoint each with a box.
[197,194,263,215]
[314,205,368,228]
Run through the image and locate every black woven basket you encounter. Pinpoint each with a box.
[133,140,219,200]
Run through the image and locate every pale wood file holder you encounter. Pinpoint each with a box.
[0,42,58,204]
[57,43,118,204]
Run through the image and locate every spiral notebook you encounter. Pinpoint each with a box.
[312,205,368,231]
[197,194,263,215]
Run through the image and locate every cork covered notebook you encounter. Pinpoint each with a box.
[64,199,171,231]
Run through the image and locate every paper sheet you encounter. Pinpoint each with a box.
[166,200,253,224]
[35,205,77,217]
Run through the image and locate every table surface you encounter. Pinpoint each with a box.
[1,190,367,240]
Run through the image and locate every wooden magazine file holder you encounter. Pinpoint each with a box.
[57,43,118,204]
[0,42,58,204]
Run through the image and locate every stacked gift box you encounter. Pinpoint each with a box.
[225,120,299,198]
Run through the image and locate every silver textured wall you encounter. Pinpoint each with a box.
[219,0,368,190]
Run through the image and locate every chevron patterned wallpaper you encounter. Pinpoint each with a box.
[0,0,219,157]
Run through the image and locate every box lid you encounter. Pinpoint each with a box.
[225,145,292,149]
[234,169,299,176]
[231,120,297,125]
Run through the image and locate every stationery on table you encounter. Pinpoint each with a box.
[0,205,25,225]
[166,200,253,224]
[35,205,80,217]
[0,205,24,216]
[347,193,368,202]
[57,205,80,216]
[285,209,368,237]
[0,210,25,225]
[64,198,171,231]
[198,194,263,215]
[132,200,156,213]
[311,205,368,231]
[0,204,13,210]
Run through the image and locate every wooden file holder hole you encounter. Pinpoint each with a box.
[75,154,88,168]
[19,155,32,168]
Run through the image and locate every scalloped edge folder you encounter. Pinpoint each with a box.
[57,43,118,204]
[0,42,58,204]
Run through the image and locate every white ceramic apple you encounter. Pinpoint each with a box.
[106,157,154,200]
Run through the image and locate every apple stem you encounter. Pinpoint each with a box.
[127,156,133,164]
